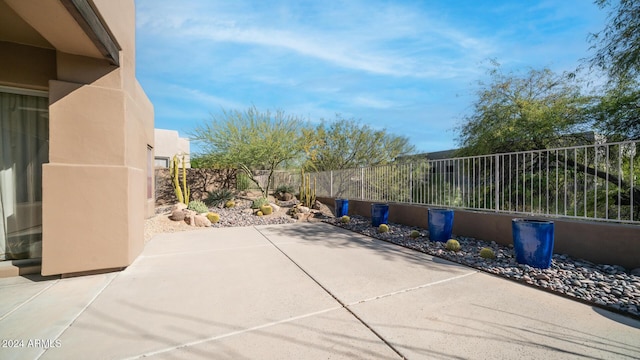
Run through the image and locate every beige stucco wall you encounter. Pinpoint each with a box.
[318,197,640,270]
[154,129,191,168]
[1,0,154,276]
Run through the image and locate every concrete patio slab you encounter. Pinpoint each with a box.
[348,270,640,359]
[256,223,477,304]
[37,227,347,360]
[147,308,400,360]
[0,273,117,360]
[1,222,638,360]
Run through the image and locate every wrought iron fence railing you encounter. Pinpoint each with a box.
[293,141,639,224]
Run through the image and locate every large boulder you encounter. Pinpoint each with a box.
[169,209,185,221]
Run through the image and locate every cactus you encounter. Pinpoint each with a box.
[445,239,461,252]
[340,215,350,223]
[479,247,496,259]
[206,212,220,224]
[299,168,317,208]
[378,224,389,233]
[260,204,273,215]
[256,211,264,216]
[225,200,235,208]
[409,230,420,239]
[187,200,208,214]
[171,155,190,206]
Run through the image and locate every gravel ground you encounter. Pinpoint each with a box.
[324,215,640,320]
[146,202,640,320]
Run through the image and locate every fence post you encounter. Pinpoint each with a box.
[494,154,500,212]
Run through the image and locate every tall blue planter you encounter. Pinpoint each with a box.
[428,208,454,242]
[512,219,555,269]
[371,203,389,227]
[335,199,349,217]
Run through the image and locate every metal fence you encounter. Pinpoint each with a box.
[299,141,639,224]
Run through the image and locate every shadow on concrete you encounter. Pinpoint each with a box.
[592,306,640,329]
[257,222,471,272]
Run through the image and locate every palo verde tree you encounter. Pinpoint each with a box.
[190,106,308,199]
[303,116,415,171]
[455,63,592,155]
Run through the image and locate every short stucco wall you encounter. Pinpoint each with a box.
[318,197,640,270]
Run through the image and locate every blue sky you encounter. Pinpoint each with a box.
[135,0,607,155]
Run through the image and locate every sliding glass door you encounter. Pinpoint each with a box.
[0,88,48,260]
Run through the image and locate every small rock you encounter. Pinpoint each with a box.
[194,215,212,227]
[169,209,185,221]
[269,203,281,212]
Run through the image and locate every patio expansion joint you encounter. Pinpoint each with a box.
[0,279,59,321]
[254,226,409,360]
[35,273,120,360]
[346,270,478,307]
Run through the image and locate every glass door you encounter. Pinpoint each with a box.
[0,87,48,260]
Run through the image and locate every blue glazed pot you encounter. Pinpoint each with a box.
[371,203,389,227]
[335,199,349,217]
[428,208,454,242]
[512,219,555,269]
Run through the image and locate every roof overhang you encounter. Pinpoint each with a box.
[3,0,120,66]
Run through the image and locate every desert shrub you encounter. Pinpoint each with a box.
[251,197,269,209]
[445,239,461,252]
[275,184,295,194]
[236,172,252,191]
[187,200,209,214]
[204,188,235,207]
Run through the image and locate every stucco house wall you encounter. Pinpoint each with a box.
[0,0,154,276]
[154,129,191,168]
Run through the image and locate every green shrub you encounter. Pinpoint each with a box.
[340,215,350,223]
[378,224,389,233]
[260,204,273,215]
[204,188,235,207]
[275,184,295,194]
[445,239,461,252]
[206,212,220,224]
[187,200,209,214]
[479,247,496,259]
[251,197,269,209]
[409,230,420,238]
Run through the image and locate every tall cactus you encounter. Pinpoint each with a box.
[171,155,190,205]
[299,168,317,208]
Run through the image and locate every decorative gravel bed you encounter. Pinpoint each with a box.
[323,215,640,319]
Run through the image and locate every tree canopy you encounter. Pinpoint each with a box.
[456,64,592,155]
[589,0,640,81]
[303,116,415,171]
[190,106,308,198]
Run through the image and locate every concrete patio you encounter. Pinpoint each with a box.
[1,222,639,359]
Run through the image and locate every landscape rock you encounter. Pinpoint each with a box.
[194,214,212,227]
[169,209,185,221]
